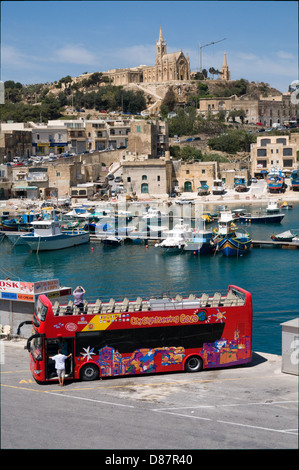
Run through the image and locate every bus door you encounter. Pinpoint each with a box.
[45,338,74,381]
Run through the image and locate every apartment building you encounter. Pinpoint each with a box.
[251,134,297,178]
[0,123,32,161]
[31,125,68,156]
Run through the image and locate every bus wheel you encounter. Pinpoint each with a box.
[80,363,99,381]
[185,356,203,373]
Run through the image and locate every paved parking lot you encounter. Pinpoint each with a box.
[1,340,298,452]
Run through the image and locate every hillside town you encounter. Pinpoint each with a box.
[1,27,299,206]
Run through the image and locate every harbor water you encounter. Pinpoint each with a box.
[1,201,299,355]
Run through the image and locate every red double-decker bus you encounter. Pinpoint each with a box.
[24,285,252,383]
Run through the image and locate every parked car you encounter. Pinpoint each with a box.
[251,177,258,183]
[114,176,123,183]
[108,174,114,180]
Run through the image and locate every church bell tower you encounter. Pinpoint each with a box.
[156,26,167,65]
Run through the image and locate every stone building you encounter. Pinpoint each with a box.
[251,134,298,178]
[172,160,217,193]
[127,119,169,157]
[105,27,191,85]
[122,152,172,197]
[198,92,298,127]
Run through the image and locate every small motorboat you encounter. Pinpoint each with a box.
[102,235,122,246]
[280,201,293,210]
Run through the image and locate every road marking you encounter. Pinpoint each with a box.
[151,401,298,436]
[45,391,135,408]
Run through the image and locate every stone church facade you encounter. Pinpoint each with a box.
[105,27,191,86]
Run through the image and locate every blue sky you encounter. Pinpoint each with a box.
[1,0,298,93]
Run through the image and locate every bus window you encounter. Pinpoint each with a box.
[36,297,48,321]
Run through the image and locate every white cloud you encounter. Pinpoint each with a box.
[276,50,295,60]
[53,44,97,65]
[1,45,36,70]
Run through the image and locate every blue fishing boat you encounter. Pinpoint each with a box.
[234,176,247,192]
[214,211,252,256]
[266,167,286,193]
[21,219,90,251]
[290,167,299,191]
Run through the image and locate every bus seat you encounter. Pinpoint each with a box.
[53,301,60,316]
[141,301,149,311]
[200,293,209,307]
[211,292,222,307]
[134,297,142,311]
[93,299,102,313]
[175,294,183,302]
[128,302,135,312]
[106,298,115,313]
[65,300,73,315]
[121,298,129,312]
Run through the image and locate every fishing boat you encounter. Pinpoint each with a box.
[234,176,247,192]
[290,167,299,191]
[236,201,285,224]
[266,167,286,193]
[213,211,252,256]
[197,183,210,196]
[184,229,215,254]
[0,212,42,232]
[20,219,90,251]
[212,179,225,195]
[271,230,299,242]
[155,222,193,253]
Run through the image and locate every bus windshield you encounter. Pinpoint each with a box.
[35,297,48,321]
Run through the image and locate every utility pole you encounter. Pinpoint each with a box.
[199,38,226,72]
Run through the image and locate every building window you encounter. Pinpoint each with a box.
[141,183,149,193]
[56,172,60,177]
[137,125,141,133]
[201,169,205,174]
[283,148,293,156]
[277,138,287,145]
[157,175,160,181]
[142,175,147,180]
[127,177,131,182]
[257,149,267,156]
[283,159,293,167]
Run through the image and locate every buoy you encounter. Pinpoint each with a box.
[91,246,94,251]
[146,245,148,248]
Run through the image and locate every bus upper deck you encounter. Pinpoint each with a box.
[51,286,247,317]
